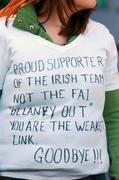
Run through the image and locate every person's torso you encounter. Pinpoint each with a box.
[0,18,110,179]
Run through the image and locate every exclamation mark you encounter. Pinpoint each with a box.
[93,149,96,163]
[99,148,103,164]
[93,148,103,164]
[96,149,99,163]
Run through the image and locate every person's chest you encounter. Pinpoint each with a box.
[2,25,107,107]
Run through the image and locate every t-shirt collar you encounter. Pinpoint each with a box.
[13,5,53,42]
[13,4,77,44]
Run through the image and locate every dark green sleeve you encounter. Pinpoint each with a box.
[103,89,119,180]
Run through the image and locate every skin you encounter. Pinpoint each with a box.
[39,0,97,45]
[74,0,97,10]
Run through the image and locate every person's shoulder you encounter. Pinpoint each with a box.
[0,17,14,26]
[87,19,115,46]
[89,19,117,55]
[88,19,111,37]
[0,17,14,37]
[0,18,9,33]
[0,18,7,39]
[0,18,6,28]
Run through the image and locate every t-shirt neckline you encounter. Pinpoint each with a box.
[34,19,92,51]
[34,33,85,51]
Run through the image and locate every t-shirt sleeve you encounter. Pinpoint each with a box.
[0,22,9,89]
[105,34,119,91]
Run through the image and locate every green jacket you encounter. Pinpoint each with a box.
[1,2,119,180]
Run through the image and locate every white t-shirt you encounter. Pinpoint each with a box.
[0,18,119,180]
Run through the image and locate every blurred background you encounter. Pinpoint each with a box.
[93,0,119,54]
